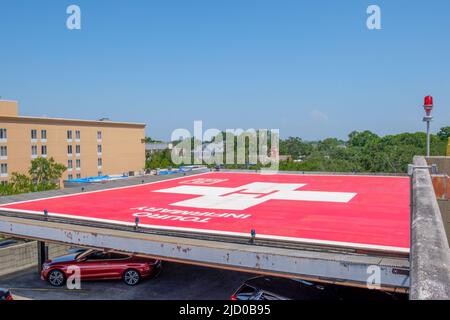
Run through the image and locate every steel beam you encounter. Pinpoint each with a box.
[0,215,410,290]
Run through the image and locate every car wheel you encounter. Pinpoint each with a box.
[48,270,66,287]
[123,269,140,286]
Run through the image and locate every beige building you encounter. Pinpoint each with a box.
[0,100,146,182]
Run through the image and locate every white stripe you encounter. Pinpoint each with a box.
[154,185,233,196]
[0,171,211,207]
[273,190,357,203]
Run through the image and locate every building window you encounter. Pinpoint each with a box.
[68,159,73,169]
[0,129,7,140]
[31,145,38,157]
[0,163,7,176]
[68,174,73,180]
[75,145,81,154]
[97,144,102,154]
[67,130,72,140]
[98,158,102,166]
[41,145,47,156]
[31,129,37,140]
[97,131,102,140]
[41,129,47,140]
[67,145,73,155]
[75,130,81,140]
[76,159,81,169]
[98,171,102,176]
[0,146,7,158]
[76,173,81,179]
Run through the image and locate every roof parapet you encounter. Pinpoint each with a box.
[410,156,450,300]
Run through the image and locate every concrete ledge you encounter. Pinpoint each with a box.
[410,156,450,300]
[0,215,410,290]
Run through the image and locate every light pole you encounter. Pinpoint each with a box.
[423,95,434,157]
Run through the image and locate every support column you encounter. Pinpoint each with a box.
[37,241,48,274]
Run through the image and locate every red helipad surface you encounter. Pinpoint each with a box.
[0,172,410,254]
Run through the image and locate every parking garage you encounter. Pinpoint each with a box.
[0,169,413,291]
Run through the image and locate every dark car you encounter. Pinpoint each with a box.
[0,239,18,248]
[41,249,162,287]
[231,276,406,301]
[0,288,13,301]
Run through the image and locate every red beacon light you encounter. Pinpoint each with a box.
[424,95,433,107]
[423,95,434,117]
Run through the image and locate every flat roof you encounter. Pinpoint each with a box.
[0,172,410,254]
[0,115,146,127]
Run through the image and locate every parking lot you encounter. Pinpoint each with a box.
[0,261,253,300]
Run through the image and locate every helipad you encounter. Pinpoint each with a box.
[0,172,410,255]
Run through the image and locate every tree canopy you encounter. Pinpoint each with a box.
[144,127,450,174]
[0,157,67,196]
[29,157,67,184]
[437,126,450,140]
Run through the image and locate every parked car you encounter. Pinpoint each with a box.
[0,288,13,301]
[231,276,406,301]
[41,249,162,287]
[0,239,18,248]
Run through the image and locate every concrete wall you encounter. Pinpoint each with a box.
[427,157,450,245]
[439,200,450,245]
[426,156,450,175]
[0,241,70,277]
[410,156,450,300]
[434,174,450,245]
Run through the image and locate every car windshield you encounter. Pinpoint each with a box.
[76,250,129,261]
[76,250,95,260]
[86,251,110,260]
[74,252,84,260]
[258,291,286,300]
[235,284,256,300]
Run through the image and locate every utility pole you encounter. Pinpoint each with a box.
[423,96,434,157]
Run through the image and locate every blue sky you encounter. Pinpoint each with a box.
[0,0,449,140]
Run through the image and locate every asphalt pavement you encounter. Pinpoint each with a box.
[0,261,253,300]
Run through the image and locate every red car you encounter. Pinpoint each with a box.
[0,288,13,301]
[41,249,161,286]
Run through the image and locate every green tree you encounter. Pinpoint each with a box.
[28,157,67,185]
[437,126,450,140]
[145,149,175,169]
[279,137,313,159]
[9,172,33,194]
[348,130,380,147]
[0,182,15,196]
[144,137,163,143]
[276,128,448,174]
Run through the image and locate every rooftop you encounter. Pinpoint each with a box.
[0,100,145,128]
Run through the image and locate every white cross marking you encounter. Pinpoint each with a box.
[154,182,357,210]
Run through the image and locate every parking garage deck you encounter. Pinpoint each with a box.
[0,171,411,290]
